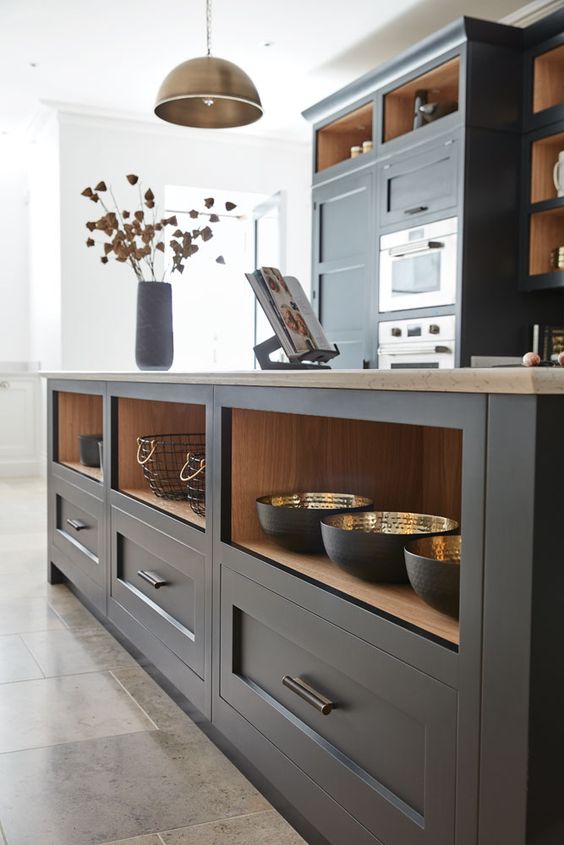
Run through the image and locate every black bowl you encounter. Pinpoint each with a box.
[79,434,103,467]
[404,535,461,618]
[256,493,373,554]
[321,511,459,583]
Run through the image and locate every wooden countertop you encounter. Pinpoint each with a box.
[40,368,564,394]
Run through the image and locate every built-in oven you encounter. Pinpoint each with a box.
[378,315,455,369]
[379,217,457,313]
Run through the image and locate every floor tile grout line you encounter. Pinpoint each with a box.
[109,670,161,731]
[16,633,46,680]
[0,726,155,759]
[159,808,274,837]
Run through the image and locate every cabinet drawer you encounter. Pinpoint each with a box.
[220,566,456,845]
[379,136,459,227]
[52,476,104,586]
[111,507,205,678]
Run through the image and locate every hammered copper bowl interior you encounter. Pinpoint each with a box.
[320,511,459,583]
[404,534,461,618]
[256,492,373,554]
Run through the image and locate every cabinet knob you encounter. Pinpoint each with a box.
[429,324,440,335]
[0,381,9,390]
[391,327,402,337]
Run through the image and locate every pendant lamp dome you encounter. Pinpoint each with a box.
[155,0,263,129]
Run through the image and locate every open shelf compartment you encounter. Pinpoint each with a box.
[316,102,373,172]
[529,205,564,278]
[57,391,103,482]
[533,44,564,115]
[530,130,564,203]
[116,397,207,530]
[383,56,460,144]
[227,408,462,646]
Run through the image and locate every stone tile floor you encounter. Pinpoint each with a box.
[0,478,305,845]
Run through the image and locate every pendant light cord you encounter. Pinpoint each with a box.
[206,0,212,56]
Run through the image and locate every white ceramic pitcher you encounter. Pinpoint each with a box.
[553,151,564,197]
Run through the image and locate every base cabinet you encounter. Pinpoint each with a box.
[110,507,206,679]
[219,565,457,845]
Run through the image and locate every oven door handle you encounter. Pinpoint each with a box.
[378,344,453,355]
[389,240,444,257]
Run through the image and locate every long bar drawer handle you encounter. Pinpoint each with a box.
[282,675,335,715]
[404,205,429,215]
[137,569,168,590]
[66,518,88,531]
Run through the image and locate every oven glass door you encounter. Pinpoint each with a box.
[379,231,457,312]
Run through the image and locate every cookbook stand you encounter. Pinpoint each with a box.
[254,336,340,370]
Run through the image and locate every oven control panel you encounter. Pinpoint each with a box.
[379,315,456,345]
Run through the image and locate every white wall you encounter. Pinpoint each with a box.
[0,136,30,363]
[56,111,312,371]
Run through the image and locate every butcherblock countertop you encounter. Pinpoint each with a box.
[41,368,564,395]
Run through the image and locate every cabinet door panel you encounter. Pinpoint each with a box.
[52,475,104,587]
[380,136,459,227]
[111,507,205,677]
[220,565,456,845]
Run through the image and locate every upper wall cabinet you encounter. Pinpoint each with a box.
[382,56,460,146]
[315,101,374,175]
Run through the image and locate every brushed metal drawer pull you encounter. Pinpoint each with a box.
[137,569,168,589]
[282,675,335,715]
[404,205,429,215]
[66,518,88,531]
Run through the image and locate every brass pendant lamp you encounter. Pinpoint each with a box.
[154,0,263,128]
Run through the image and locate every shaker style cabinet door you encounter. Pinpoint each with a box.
[220,565,457,845]
[379,134,459,228]
[312,170,374,369]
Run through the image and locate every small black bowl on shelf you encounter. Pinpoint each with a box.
[321,511,459,583]
[404,535,461,618]
[79,434,103,468]
[256,493,373,554]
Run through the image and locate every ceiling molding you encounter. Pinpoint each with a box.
[500,0,564,27]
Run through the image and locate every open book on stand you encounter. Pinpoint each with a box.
[245,267,339,368]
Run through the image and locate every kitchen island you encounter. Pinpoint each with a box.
[44,369,564,845]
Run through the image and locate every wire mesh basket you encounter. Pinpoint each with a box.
[136,434,205,501]
[180,450,206,517]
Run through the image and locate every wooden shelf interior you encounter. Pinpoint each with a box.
[316,102,373,172]
[229,408,462,644]
[529,206,564,275]
[57,391,103,475]
[383,56,460,143]
[531,131,564,203]
[533,44,564,114]
[117,397,206,526]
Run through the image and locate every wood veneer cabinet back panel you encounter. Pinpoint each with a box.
[533,44,564,114]
[316,103,373,172]
[529,206,564,275]
[230,408,462,542]
[58,392,103,464]
[117,397,206,490]
[530,130,564,203]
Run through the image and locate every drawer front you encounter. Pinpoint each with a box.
[220,566,456,845]
[52,477,104,586]
[380,136,459,227]
[111,507,205,678]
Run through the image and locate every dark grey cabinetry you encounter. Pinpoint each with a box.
[379,133,459,228]
[111,506,206,679]
[312,170,374,368]
[220,565,457,845]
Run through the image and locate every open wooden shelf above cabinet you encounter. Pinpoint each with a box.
[116,397,207,529]
[316,102,373,172]
[383,56,460,143]
[530,131,564,203]
[240,537,459,645]
[57,391,103,483]
[533,44,564,115]
[529,205,564,277]
[228,408,462,647]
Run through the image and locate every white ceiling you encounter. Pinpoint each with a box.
[0,0,540,141]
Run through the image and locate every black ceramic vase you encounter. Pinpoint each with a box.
[135,281,174,371]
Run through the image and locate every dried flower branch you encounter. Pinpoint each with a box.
[81,174,233,281]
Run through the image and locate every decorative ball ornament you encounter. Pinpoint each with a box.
[522,352,541,367]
